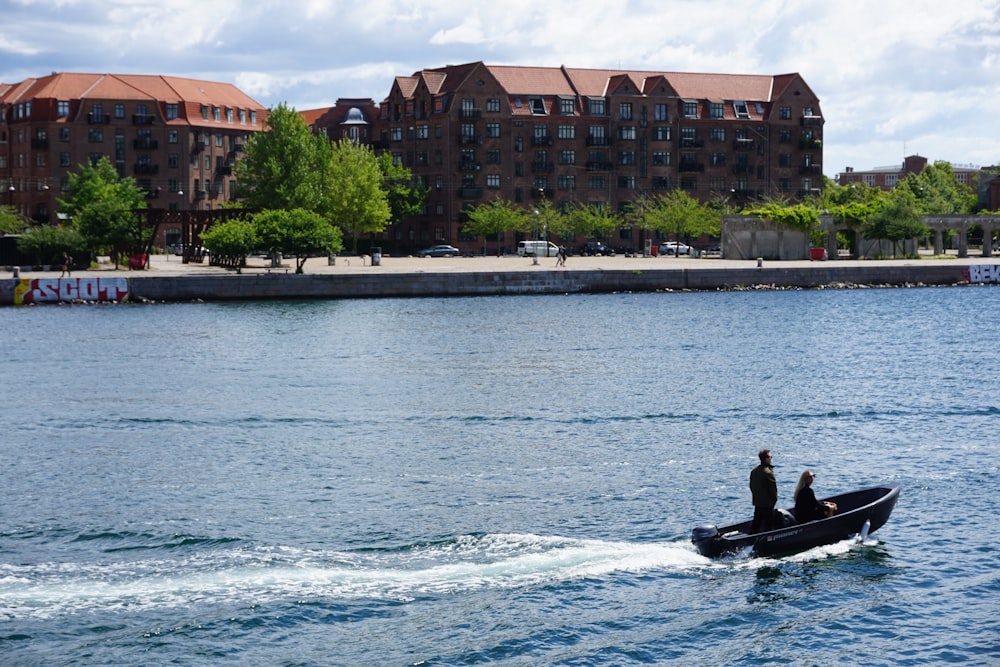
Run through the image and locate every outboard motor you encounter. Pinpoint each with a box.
[691,525,719,556]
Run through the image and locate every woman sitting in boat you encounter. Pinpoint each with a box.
[794,470,838,522]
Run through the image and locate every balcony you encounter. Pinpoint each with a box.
[586,135,610,146]
[531,188,553,199]
[679,137,704,148]
[87,112,111,125]
[800,138,823,150]
[586,161,614,172]
[133,114,156,125]
[133,138,159,150]
[459,134,482,145]
[531,161,555,173]
[216,165,233,176]
[731,165,753,175]
[652,177,671,190]
[132,163,159,175]
[460,108,482,120]
[798,165,823,175]
[801,115,823,127]
[733,138,755,149]
[531,135,553,147]
[144,187,161,199]
[679,162,704,173]
[459,187,483,198]
[192,140,206,153]
[458,160,481,171]
[31,138,49,149]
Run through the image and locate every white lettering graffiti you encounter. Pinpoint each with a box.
[967,265,1000,284]
[15,278,129,304]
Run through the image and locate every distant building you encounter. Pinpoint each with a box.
[369,61,824,254]
[304,99,380,145]
[836,154,982,193]
[0,73,267,230]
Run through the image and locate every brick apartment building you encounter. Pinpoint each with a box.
[357,61,824,254]
[1,72,267,246]
[836,154,982,192]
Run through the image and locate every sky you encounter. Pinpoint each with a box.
[2,0,999,180]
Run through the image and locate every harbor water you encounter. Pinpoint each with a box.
[1,286,998,665]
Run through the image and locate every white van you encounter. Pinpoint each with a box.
[517,240,560,257]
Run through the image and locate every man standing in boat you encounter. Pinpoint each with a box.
[749,449,777,533]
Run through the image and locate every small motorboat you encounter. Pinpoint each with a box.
[691,484,900,558]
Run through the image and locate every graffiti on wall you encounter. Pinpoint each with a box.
[965,266,1000,284]
[13,277,129,305]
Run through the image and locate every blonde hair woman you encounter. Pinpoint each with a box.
[793,470,837,522]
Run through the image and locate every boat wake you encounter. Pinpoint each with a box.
[0,533,706,619]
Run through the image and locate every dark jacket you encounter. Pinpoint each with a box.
[749,464,777,508]
[795,486,825,522]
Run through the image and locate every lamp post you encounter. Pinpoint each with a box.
[532,208,540,265]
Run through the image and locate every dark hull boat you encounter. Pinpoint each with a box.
[692,484,901,558]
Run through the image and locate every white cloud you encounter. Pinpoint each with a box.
[2,0,999,171]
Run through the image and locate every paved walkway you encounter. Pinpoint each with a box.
[14,250,996,279]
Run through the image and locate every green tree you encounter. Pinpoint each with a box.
[253,208,343,273]
[1,205,28,235]
[464,198,526,255]
[376,153,427,226]
[200,217,258,273]
[322,139,391,253]
[59,156,148,267]
[235,103,327,212]
[650,190,720,252]
[863,187,928,257]
[16,225,86,267]
[898,161,976,215]
[567,202,620,240]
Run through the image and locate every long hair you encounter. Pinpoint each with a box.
[794,470,814,501]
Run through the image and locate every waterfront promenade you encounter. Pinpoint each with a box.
[4,251,999,304]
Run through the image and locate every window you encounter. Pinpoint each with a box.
[91,103,104,119]
[559,150,576,165]
[618,175,636,190]
[558,174,576,190]
[486,98,501,112]
[417,125,430,139]
[115,103,125,119]
[779,153,792,167]
[710,128,725,142]
[652,151,670,166]
[486,149,501,164]
[779,106,791,120]
[618,126,636,141]
[390,127,403,141]
[60,152,71,167]
[680,176,697,191]
[201,105,209,120]
[588,97,606,116]
[654,103,668,122]
[239,109,247,125]
[168,153,179,168]
[711,153,726,166]
[683,101,698,118]
[250,111,257,126]
[733,101,750,119]
[486,123,500,138]
[618,151,636,165]
[59,127,70,142]
[487,174,501,189]
[560,98,575,115]
[88,128,103,142]
[57,101,70,117]
[619,103,633,121]
[654,126,671,141]
[216,133,224,147]
[588,126,607,144]
[529,97,546,114]
[709,102,724,119]
[213,107,221,122]
[226,108,233,123]
[589,175,605,190]
[779,129,791,143]
[165,103,178,120]
[558,125,575,140]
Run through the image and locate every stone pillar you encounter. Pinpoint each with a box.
[983,223,993,258]
[934,228,944,256]
[958,224,968,258]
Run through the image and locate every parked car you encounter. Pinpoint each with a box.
[416,244,461,257]
[658,241,691,256]
[578,241,616,256]
[702,244,721,256]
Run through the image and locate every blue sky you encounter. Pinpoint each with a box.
[2,0,998,179]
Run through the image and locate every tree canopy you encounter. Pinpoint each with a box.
[322,139,391,252]
[252,208,343,273]
[58,156,148,266]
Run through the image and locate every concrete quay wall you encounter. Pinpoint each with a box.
[125,263,978,302]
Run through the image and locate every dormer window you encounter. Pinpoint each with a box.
[733,101,750,119]
[529,97,546,115]
[682,101,699,118]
